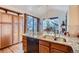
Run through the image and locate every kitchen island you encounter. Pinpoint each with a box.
[22,32,77,53]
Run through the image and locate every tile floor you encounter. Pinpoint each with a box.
[0,42,24,53]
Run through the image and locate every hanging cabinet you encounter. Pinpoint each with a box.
[0,12,23,49]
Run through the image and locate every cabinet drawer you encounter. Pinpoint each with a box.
[39,40,49,47]
[39,45,49,53]
[50,48,64,53]
[51,43,71,52]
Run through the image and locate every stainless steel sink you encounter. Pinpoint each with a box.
[43,35,66,42]
[54,37,66,42]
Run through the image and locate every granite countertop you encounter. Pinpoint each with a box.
[22,32,79,53]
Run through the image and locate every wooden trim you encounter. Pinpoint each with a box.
[25,13,39,19]
[18,14,20,42]
[37,18,40,32]
[12,16,14,44]
[50,47,66,53]
[0,22,12,24]
[23,13,40,33]
[24,14,27,33]
[0,11,23,18]
[0,12,2,49]
[0,7,22,15]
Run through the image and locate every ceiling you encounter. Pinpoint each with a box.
[0,5,69,18]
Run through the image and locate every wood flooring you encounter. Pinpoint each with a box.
[0,42,24,53]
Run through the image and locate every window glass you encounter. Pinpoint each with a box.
[27,16,34,32]
[43,17,59,34]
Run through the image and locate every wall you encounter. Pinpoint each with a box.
[0,5,67,19]
[0,5,68,35]
[68,5,79,36]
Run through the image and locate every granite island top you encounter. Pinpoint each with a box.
[22,32,79,53]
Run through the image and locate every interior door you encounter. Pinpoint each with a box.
[1,14,12,48]
[13,16,19,44]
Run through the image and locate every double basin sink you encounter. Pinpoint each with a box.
[42,35,66,42]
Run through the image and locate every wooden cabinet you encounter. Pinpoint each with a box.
[39,44,49,53]
[50,48,64,53]
[13,16,19,44]
[19,17,23,42]
[0,13,1,49]
[50,42,73,53]
[39,40,49,53]
[13,16,23,44]
[0,24,1,49]
[22,36,73,53]
[0,12,23,49]
[1,24,12,48]
[39,40,49,46]
[22,36,27,53]
[1,14,12,48]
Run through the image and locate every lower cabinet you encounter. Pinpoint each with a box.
[39,40,49,53]
[22,36,73,53]
[22,36,27,53]
[50,43,73,53]
[39,45,49,53]
[50,48,64,53]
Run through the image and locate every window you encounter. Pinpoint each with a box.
[27,16,38,34]
[43,17,59,34]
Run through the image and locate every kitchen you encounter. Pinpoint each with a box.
[0,5,79,53]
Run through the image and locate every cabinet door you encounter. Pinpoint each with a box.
[1,24,12,48]
[1,14,12,48]
[0,13,1,48]
[39,40,49,53]
[19,17,23,42]
[22,36,27,53]
[51,42,73,53]
[39,44,49,53]
[50,48,64,53]
[1,13,12,23]
[13,16,19,44]
[0,24,1,49]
